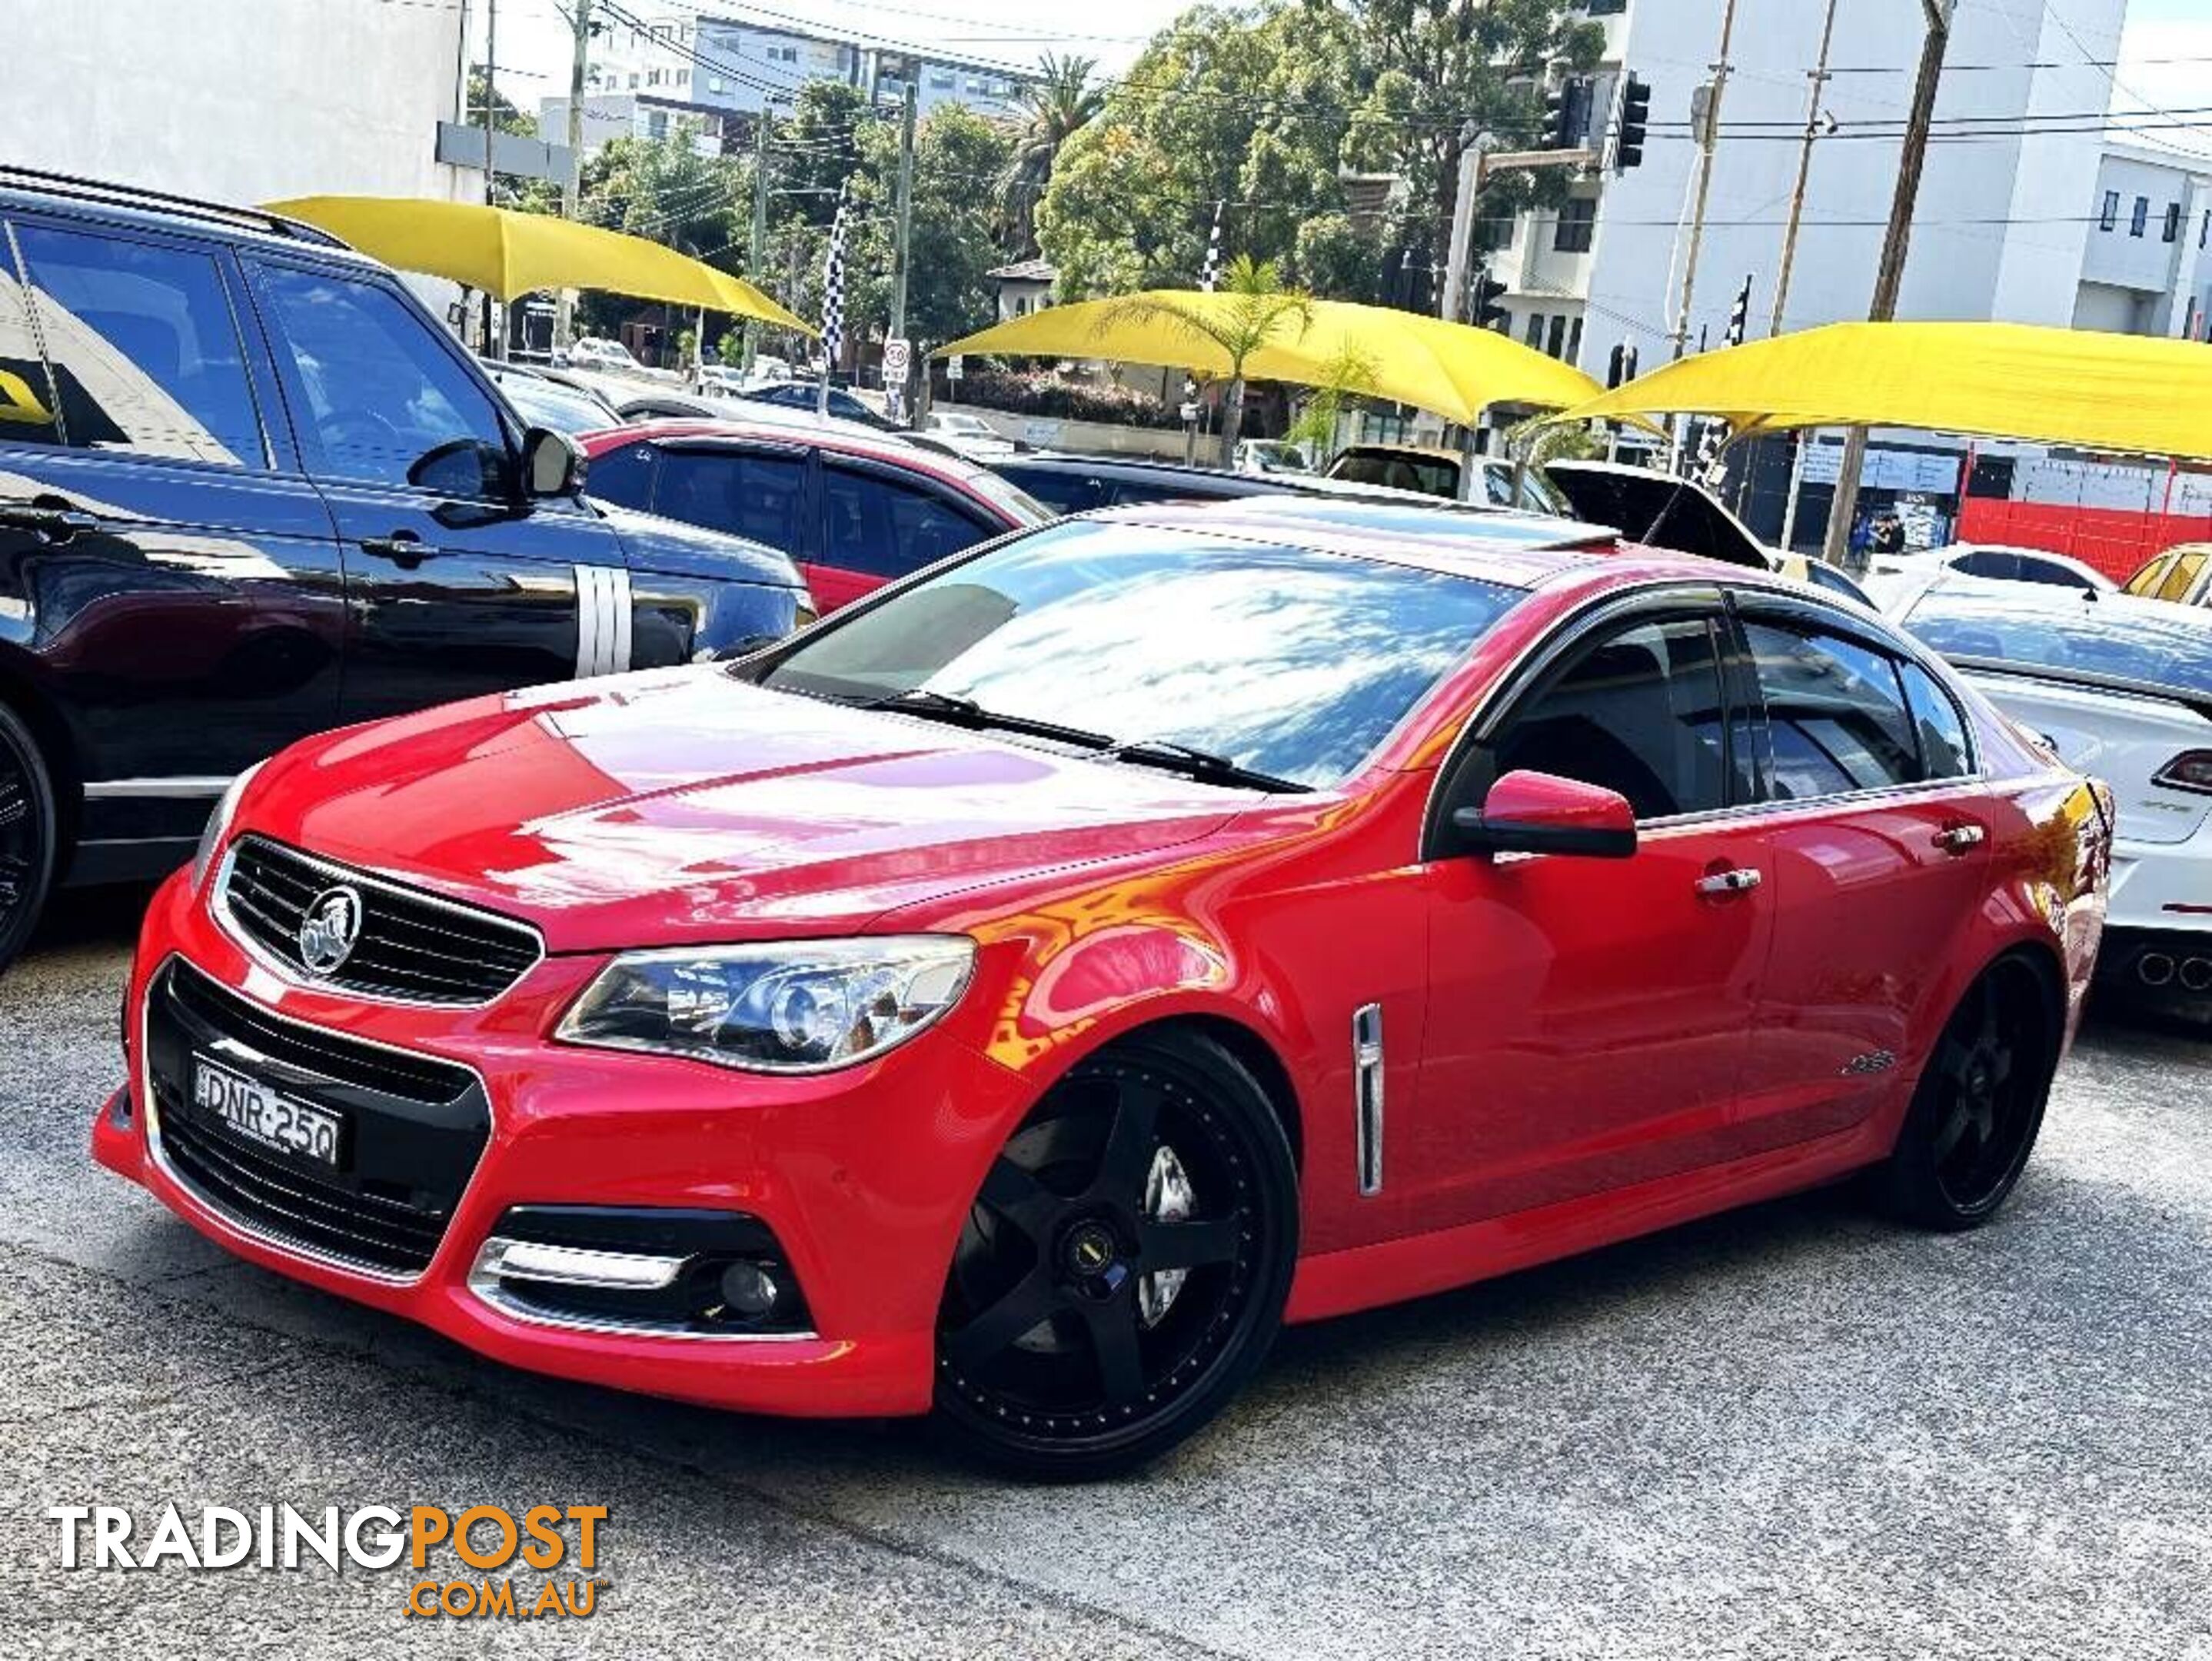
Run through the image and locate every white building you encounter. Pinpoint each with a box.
[570,7,1028,124]
[537,92,729,159]
[1486,0,2130,379]
[2075,141,2212,337]
[0,0,473,208]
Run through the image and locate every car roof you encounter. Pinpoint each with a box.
[0,167,379,265]
[1336,442,1465,464]
[579,415,996,485]
[1091,497,1762,594]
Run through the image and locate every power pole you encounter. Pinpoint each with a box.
[480,0,500,357]
[886,75,920,424]
[1770,0,1839,338]
[1671,0,1740,360]
[1822,0,1956,567]
[554,0,591,355]
[742,102,776,374]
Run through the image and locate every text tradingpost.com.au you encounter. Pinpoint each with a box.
[46,1502,610,1621]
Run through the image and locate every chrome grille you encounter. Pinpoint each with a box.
[219,837,542,1005]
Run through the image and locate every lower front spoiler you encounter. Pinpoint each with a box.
[92,1089,934,1419]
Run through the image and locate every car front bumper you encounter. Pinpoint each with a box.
[92,870,1032,1419]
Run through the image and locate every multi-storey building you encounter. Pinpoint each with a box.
[1485,0,2131,377]
[557,6,1029,127]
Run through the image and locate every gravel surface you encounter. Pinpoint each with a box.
[4,887,2208,1659]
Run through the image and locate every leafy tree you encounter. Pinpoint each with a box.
[1103,254,1314,464]
[1038,5,1358,298]
[1339,0,1604,275]
[1039,1,1602,306]
[1000,53,1106,258]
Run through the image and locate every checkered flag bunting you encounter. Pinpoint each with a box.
[1693,274,1754,486]
[1184,201,1225,410]
[820,184,848,365]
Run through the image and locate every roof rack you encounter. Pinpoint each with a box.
[0,166,347,248]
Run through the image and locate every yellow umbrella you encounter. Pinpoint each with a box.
[267,195,810,331]
[938,292,1601,425]
[1555,320,2212,460]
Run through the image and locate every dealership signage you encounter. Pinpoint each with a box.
[47,1502,610,1622]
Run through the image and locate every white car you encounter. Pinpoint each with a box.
[1896,575,2212,1014]
[1236,439,1312,476]
[924,410,1017,458]
[1864,541,2115,611]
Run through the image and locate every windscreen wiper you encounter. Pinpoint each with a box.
[1103,737,1312,794]
[868,687,1115,751]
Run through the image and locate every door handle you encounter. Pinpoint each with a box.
[1932,823,1986,856]
[358,531,438,568]
[0,498,98,539]
[1694,867,1762,897]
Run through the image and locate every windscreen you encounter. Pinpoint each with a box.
[759,519,1523,787]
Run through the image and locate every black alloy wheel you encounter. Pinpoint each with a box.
[1879,957,2056,1230]
[0,703,57,977]
[933,1034,1298,1480]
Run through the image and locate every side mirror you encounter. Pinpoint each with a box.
[1452,770,1638,859]
[521,426,585,498]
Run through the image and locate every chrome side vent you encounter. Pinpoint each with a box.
[1352,1003,1385,1197]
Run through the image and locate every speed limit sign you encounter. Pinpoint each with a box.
[883,337,911,382]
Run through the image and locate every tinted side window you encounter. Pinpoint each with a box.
[1898,659,1972,779]
[1495,616,1735,821]
[657,449,806,548]
[823,469,984,578]
[15,223,264,467]
[999,466,1103,517]
[1744,621,1921,799]
[581,438,656,510]
[0,227,62,446]
[2011,556,2082,588]
[252,264,508,496]
[1953,549,2016,580]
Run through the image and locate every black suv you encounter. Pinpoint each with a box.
[0,170,810,969]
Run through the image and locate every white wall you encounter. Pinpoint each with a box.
[2,0,467,208]
[1558,0,2123,376]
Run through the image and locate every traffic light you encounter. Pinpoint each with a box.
[1471,270,1509,331]
[1616,75,1652,171]
[1544,79,1581,150]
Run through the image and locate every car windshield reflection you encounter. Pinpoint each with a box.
[757,520,1523,788]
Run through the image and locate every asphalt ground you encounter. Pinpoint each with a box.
[4,886,2209,1659]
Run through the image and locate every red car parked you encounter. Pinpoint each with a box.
[95,500,2111,1477]
[577,417,1048,614]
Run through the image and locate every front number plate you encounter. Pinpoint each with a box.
[191,1057,343,1169]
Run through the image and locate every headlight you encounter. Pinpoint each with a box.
[190,763,261,892]
[555,937,976,1073]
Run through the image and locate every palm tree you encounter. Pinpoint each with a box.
[1000,53,1104,256]
[1103,255,1316,468]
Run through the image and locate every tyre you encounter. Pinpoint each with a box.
[0,701,57,977]
[933,1032,1299,1480]
[1877,955,2057,1230]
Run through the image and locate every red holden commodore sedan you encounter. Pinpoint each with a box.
[94,500,2111,1477]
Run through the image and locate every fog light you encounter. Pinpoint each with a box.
[719,1260,780,1320]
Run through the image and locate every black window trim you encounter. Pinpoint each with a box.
[820,449,995,533]
[0,208,284,476]
[1728,588,1984,798]
[644,435,819,561]
[1419,581,1738,860]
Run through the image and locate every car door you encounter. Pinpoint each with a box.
[243,256,626,723]
[0,212,349,866]
[817,456,995,612]
[1731,597,1994,1150]
[647,436,816,568]
[1409,594,1776,1230]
